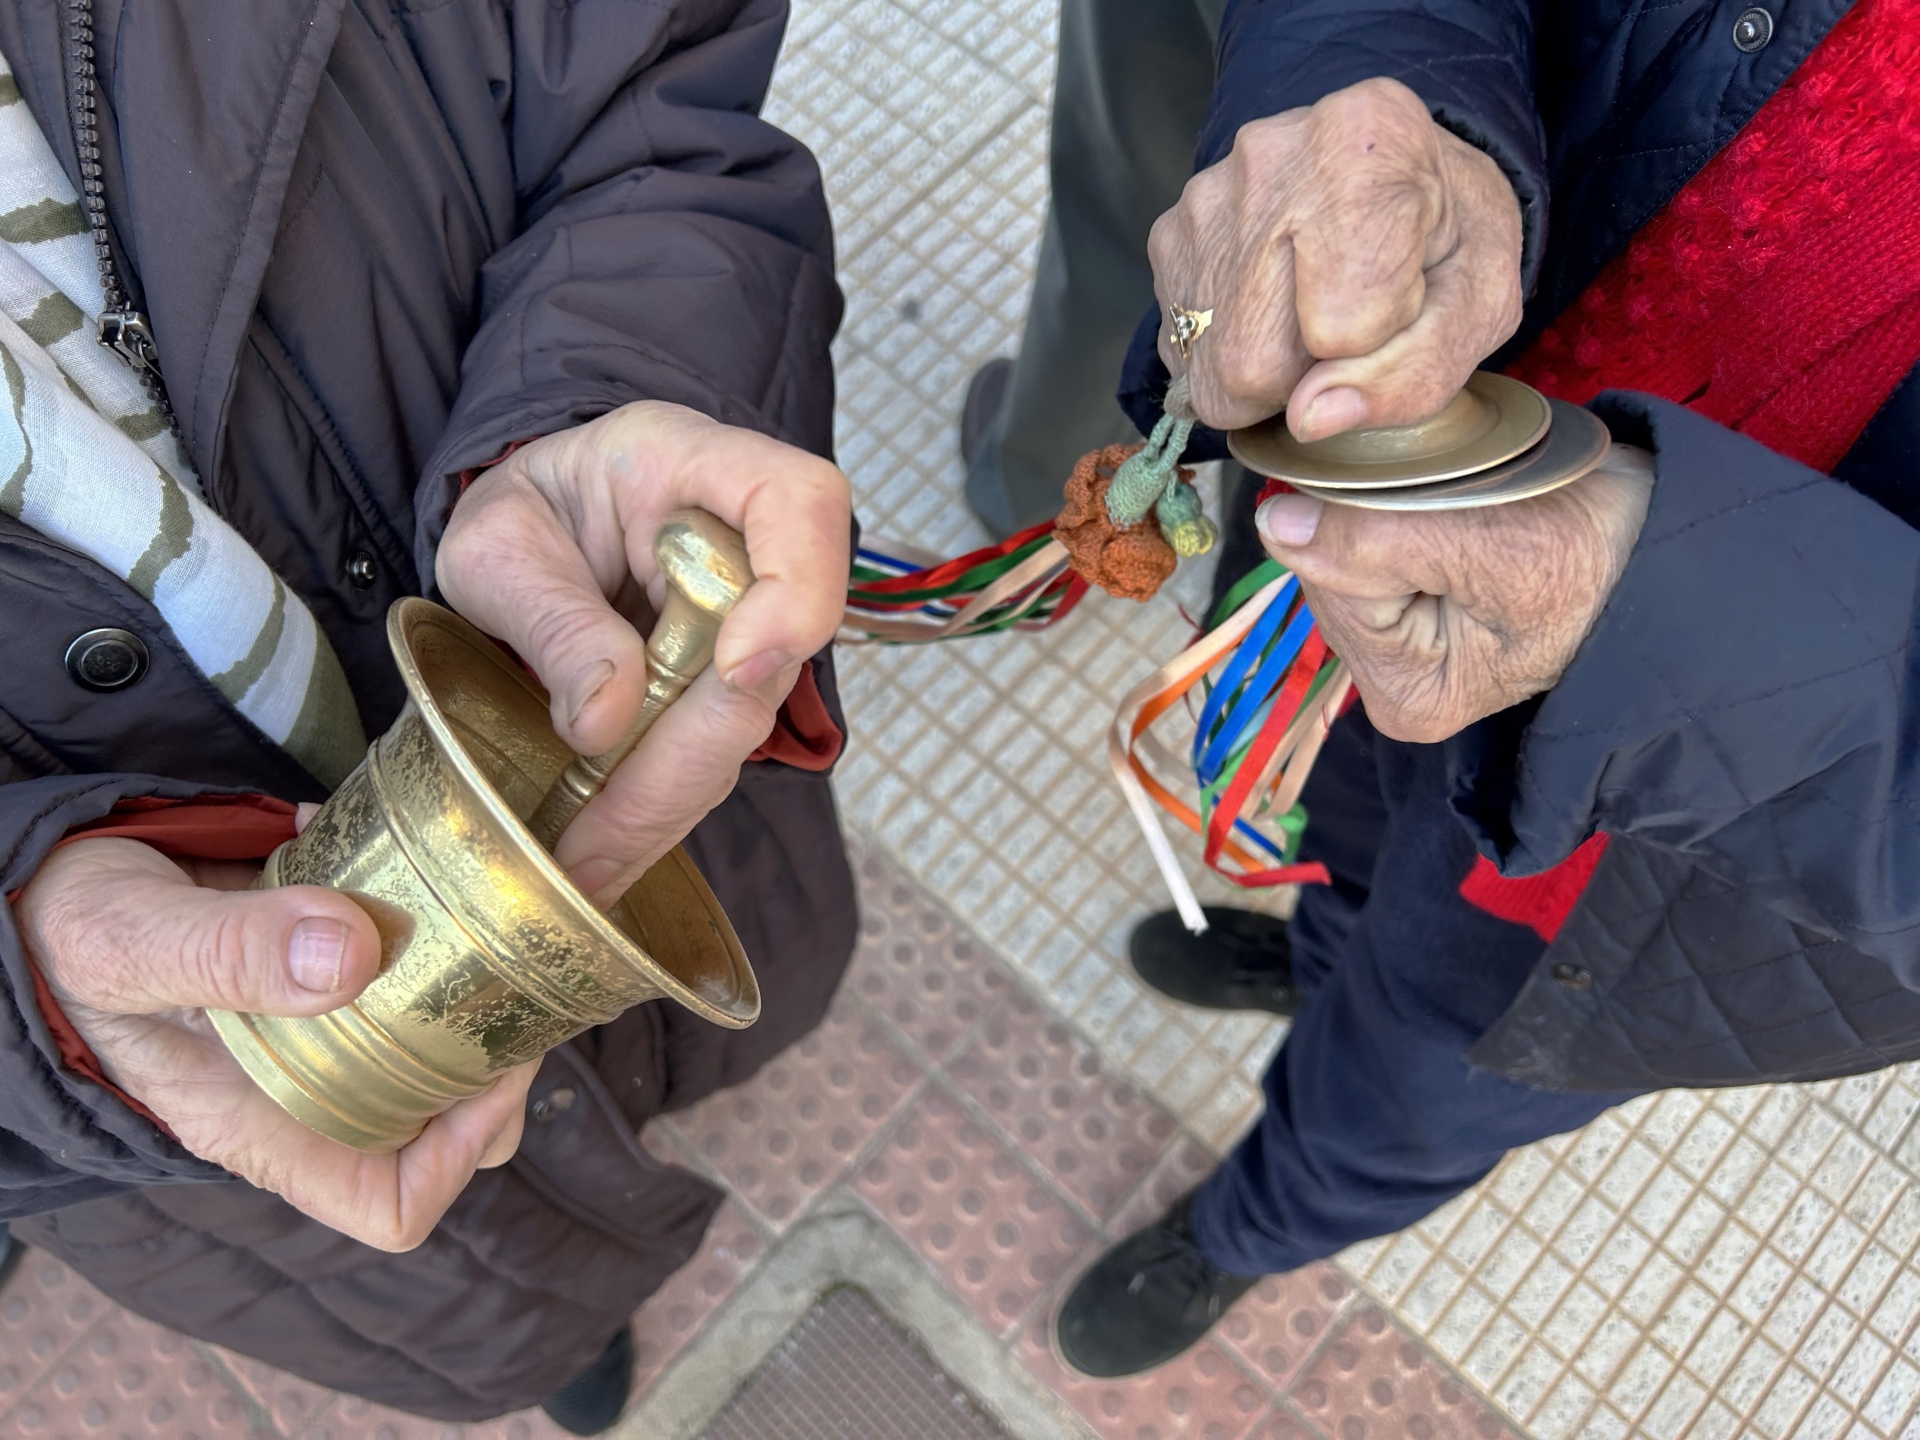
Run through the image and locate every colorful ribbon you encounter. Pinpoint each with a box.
[841,523,1086,642]
[1109,559,1349,933]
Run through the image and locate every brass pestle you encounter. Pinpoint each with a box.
[526,510,754,853]
[209,510,761,1153]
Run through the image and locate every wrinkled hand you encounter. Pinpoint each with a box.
[437,403,851,906]
[14,828,537,1252]
[1257,447,1655,743]
[1150,76,1523,439]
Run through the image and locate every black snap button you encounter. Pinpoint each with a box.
[1551,962,1595,992]
[531,1087,577,1123]
[346,550,378,590]
[1732,7,1773,52]
[65,628,149,692]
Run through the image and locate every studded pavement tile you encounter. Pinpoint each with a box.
[296,1395,559,1440]
[0,1253,113,1414]
[1015,1314,1270,1440]
[1219,1265,1357,1394]
[855,1081,1090,1337]
[848,850,1011,1063]
[1105,1136,1222,1238]
[0,1303,268,1440]
[1245,1412,1315,1440]
[950,991,1179,1220]
[654,993,923,1230]
[207,1351,340,1437]
[629,1202,766,1393]
[1288,1306,1520,1440]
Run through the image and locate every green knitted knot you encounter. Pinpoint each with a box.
[1155,478,1218,557]
[1105,407,1216,557]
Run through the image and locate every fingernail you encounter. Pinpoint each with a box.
[1295,386,1367,442]
[723,648,798,695]
[288,918,347,993]
[1258,494,1325,548]
[566,660,615,729]
[569,859,622,901]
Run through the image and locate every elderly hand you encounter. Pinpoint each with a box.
[14,828,538,1252]
[437,402,851,907]
[1150,76,1523,440]
[1257,447,1655,743]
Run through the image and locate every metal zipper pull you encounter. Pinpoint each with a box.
[97,308,161,378]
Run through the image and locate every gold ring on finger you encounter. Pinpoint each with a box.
[1169,303,1214,359]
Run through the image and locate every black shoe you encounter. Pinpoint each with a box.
[540,1327,634,1436]
[1129,907,1299,1015]
[960,357,1014,468]
[1055,1192,1259,1378]
[0,1224,22,1294]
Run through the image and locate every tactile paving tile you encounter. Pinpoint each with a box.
[948,990,1179,1220]
[1219,1265,1357,1394]
[297,1395,558,1440]
[1105,1137,1222,1238]
[854,1082,1090,1337]
[653,993,924,1230]
[848,848,1011,1062]
[0,1304,267,1440]
[1288,1306,1519,1440]
[630,1202,766,1393]
[1014,1316,1270,1440]
[206,1351,340,1436]
[0,1253,111,1413]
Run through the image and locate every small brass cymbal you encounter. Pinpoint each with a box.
[1284,400,1610,512]
[1228,373,1550,489]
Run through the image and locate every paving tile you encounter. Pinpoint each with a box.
[847,849,1011,1062]
[855,1082,1090,1336]
[206,1349,339,1436]
[1107,1137,1221,1238]
[0,1306,266,1440]
[949,990,1178,1220]
[1219,1265,1356,1393]
[300,1396,559,1440]
[655,992,923,1230]
[0,1253,114,1410]
[630,1202,766,1394]
[1287,1306,1520,1440]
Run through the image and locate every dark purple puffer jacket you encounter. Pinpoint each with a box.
[0,0,855,1418]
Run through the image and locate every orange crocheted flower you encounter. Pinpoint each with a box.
[1054,444,1179,602]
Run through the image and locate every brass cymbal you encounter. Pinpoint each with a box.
[1227,373,1551,489]
[1284,400,1611,512]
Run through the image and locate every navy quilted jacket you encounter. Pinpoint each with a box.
[1122,0,1920,1091]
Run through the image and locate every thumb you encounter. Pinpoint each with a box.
[22,838,384,1017]
[436,473,651,756]
[1255,492,1437,607]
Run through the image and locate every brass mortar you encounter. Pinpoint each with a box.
[208,518,759,1153]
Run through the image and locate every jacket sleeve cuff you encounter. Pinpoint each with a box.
[1448,395,1920,933]
[1,778,271,1210]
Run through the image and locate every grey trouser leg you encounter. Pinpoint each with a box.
[964,0,1225,535]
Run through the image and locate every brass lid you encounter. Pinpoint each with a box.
[1228,373,1551,488]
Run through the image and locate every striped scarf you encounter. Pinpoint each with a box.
[0,53,364,788]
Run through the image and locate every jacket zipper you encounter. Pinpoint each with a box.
[62,0,176,426]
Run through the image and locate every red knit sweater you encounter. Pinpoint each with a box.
[1466,0,1920,940]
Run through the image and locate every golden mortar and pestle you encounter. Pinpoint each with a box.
[1227,372,1612,508]
[208,510,760,1153]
